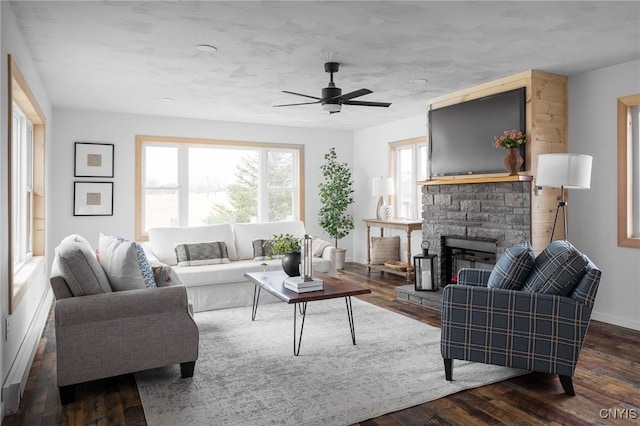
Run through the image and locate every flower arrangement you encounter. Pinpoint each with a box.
[493,129,525,149]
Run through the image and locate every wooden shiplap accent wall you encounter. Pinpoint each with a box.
[424,70,568,253]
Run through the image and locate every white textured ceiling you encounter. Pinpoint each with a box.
[8,1,640,131]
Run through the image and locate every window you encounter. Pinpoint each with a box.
[11,104,34,267]
[618,94,640,248]
[390,137,428,219]
[136,136,303,240]
[8,55,46,314]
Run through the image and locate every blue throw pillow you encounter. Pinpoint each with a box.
[487,241,535,290]
[523,240,588,295]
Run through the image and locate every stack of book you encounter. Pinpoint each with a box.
[283,276,324,293]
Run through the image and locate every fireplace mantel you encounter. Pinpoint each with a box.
[419,175,533,186]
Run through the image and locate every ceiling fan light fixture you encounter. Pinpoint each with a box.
[322,103,341,112]
[409,78,428,85]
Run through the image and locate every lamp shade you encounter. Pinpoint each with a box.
[372,177,395,196]
[536,153,592,189]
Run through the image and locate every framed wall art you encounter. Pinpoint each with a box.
[74,142,114,177]
[74,181,113,216]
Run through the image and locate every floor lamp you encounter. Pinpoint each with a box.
[536,153,593,243]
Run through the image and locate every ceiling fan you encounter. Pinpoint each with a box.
[274,62,391,114]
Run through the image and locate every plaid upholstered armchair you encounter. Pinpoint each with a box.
[441,240,601,396]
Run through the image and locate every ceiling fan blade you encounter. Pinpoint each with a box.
[273,100,321,107]
[282,90,321,100]
[343,100,392,108]
[333,88,372,102]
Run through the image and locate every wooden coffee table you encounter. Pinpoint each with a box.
[244,270,371,356]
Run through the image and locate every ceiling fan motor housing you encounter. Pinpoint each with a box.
[322,84,342,105]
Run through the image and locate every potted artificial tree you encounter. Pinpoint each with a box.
[269,233,302,277]
[318,147,355,270]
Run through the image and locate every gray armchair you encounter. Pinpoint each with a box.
[441,240,601,396]
[50,235,199,404]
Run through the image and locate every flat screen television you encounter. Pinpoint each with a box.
[428,87,526,177]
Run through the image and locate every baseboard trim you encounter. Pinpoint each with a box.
[591,311,639,331]
[2,287,53,416]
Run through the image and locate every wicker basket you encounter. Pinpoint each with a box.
[383,261,408,271]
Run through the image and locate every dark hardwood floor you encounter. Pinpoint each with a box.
[3,263,639,425]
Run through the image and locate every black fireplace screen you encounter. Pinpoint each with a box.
[442,236,497,286]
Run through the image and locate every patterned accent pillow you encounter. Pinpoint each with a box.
[487,241,535,290]
[370,236,400,265]
[523,240,588,295]
[99,234,157,291]
[175,241,230,266]
[252,239,279,261]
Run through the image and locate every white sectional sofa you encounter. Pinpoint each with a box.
[143,220,337,312]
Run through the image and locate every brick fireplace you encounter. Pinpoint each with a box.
[421,181,531,287]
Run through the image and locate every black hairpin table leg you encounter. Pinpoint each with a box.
[251,285,261,321]
[293,301,307,356]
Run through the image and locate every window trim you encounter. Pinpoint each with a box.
[8,55,47,314]
[617,94,640,248]
[135,135,305,241]
[390,136,428,220]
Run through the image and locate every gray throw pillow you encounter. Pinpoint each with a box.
[174,241,230,266]
[55,241,112,296]
[487,241,535,290]
[252,239,276,261]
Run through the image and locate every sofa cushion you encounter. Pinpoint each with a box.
[149,224,237,264]
[55,240,112,296]
[233,221,307,260]
[175,257,332,287]
[99,234,157,291]
[370,236,400,265]
[487,241,535,290]
[175,241,230,266]
[523,240,588,295]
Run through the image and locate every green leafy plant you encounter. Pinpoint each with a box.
[318,147,355,247]
[268,233,301,255]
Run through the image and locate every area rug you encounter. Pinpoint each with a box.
[136,298,527,426]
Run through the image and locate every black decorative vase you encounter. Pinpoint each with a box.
[281,252,301,277]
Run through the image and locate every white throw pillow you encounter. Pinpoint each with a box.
[99,234,156,291]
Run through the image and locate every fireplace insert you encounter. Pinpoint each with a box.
[441,236,497,287]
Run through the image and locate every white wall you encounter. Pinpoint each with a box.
[50,109,353,256]
[1,2,54,414]
[351,114,427,264]
[568,59,640,330]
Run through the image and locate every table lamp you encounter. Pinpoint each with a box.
[372,177,394,220]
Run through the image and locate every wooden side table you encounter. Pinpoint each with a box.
[363,218,422,282]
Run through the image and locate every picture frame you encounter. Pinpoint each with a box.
[73,181,113,216]
[74,142,114,177]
